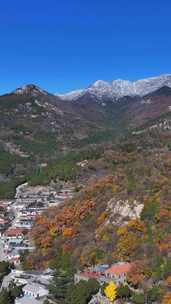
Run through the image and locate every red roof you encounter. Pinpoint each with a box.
[105,263,133,275]
[0,218,8,224]
[5,228,23,237]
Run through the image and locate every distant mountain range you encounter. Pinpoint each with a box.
[56,74,171,101]
[1,75,171,146]
[9,74,171,103]
[1,74,171,198]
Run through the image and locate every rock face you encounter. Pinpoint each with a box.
[57,89,84,101]
[106,198,144,226]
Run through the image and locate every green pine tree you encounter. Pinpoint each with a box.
[49,252,74,302]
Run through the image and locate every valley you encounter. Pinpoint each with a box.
[0,75,171,303]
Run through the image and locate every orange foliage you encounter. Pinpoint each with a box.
[157,241,170,254]
[62,227,77,237]
[165,276,171,286]
[156,208,171,222]
[162,293,171,304]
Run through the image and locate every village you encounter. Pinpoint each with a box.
[0,182,139,304]
[0,182,75,304]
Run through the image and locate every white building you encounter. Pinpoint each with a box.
[23,283,49,298]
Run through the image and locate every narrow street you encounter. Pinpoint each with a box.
[0,238,6,262]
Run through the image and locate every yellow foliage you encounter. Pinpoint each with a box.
[115,219,146,259]
[117,219,145,236]
[104,281,117,302]
[96,211,108,225]
[49,226,57,237]
[127,219,145,232]
[96,226,111,242]
[117,226,127,236]
[112,184,118,193]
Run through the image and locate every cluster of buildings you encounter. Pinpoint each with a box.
[75,262,135,304]
[0,182,75,266]
[0,201,13,231]
[0,182,75,304]
[75,262,134,286]
[15,182,74,210]
[13,262,133,304]
[2,227,31,265]
[2,268,52,304]
[0,182,137,304]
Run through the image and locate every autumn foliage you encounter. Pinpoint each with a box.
[27,143,171,304]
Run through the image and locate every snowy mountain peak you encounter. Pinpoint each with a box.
[90,80,110,88]
[17,74,171,102]
[133,74,171,96]
[14,84,49,97]
[86,80,113,100]
[111,79,134,97]
[56,89,84,101]
[56,74,171,102]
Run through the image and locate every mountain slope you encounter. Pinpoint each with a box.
[126,86,171,128]
[0,86,130,197]
[26,120,171,303]
[29,131,171,268]
[1,80,171,198]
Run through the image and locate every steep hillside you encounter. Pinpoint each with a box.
[0,88,124,197]
[29,128,171,264]
[27,128,171,302]
[0,85,133,197]
[127,86,171,128]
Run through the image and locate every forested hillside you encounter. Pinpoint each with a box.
[26,127,171,302]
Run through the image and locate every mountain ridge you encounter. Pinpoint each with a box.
[55,74,171,102]
[0,78,171,198]
[2,74,171,103]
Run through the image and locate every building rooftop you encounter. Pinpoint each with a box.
[23,283,48,295]
[5,227,23,237]
[105,263,134,275]
[90,264,109,273]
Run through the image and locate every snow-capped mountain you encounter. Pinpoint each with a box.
[132,75,171,96]
[14,84,49,97]
[57,89,84,101]
[11,74,171,103]
[56,74,171,102]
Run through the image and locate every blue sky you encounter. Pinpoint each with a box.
[0,0,171,94]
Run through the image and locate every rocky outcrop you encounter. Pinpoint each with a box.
[106,198,144,226]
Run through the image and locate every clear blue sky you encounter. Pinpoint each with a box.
[0,0,171,94]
